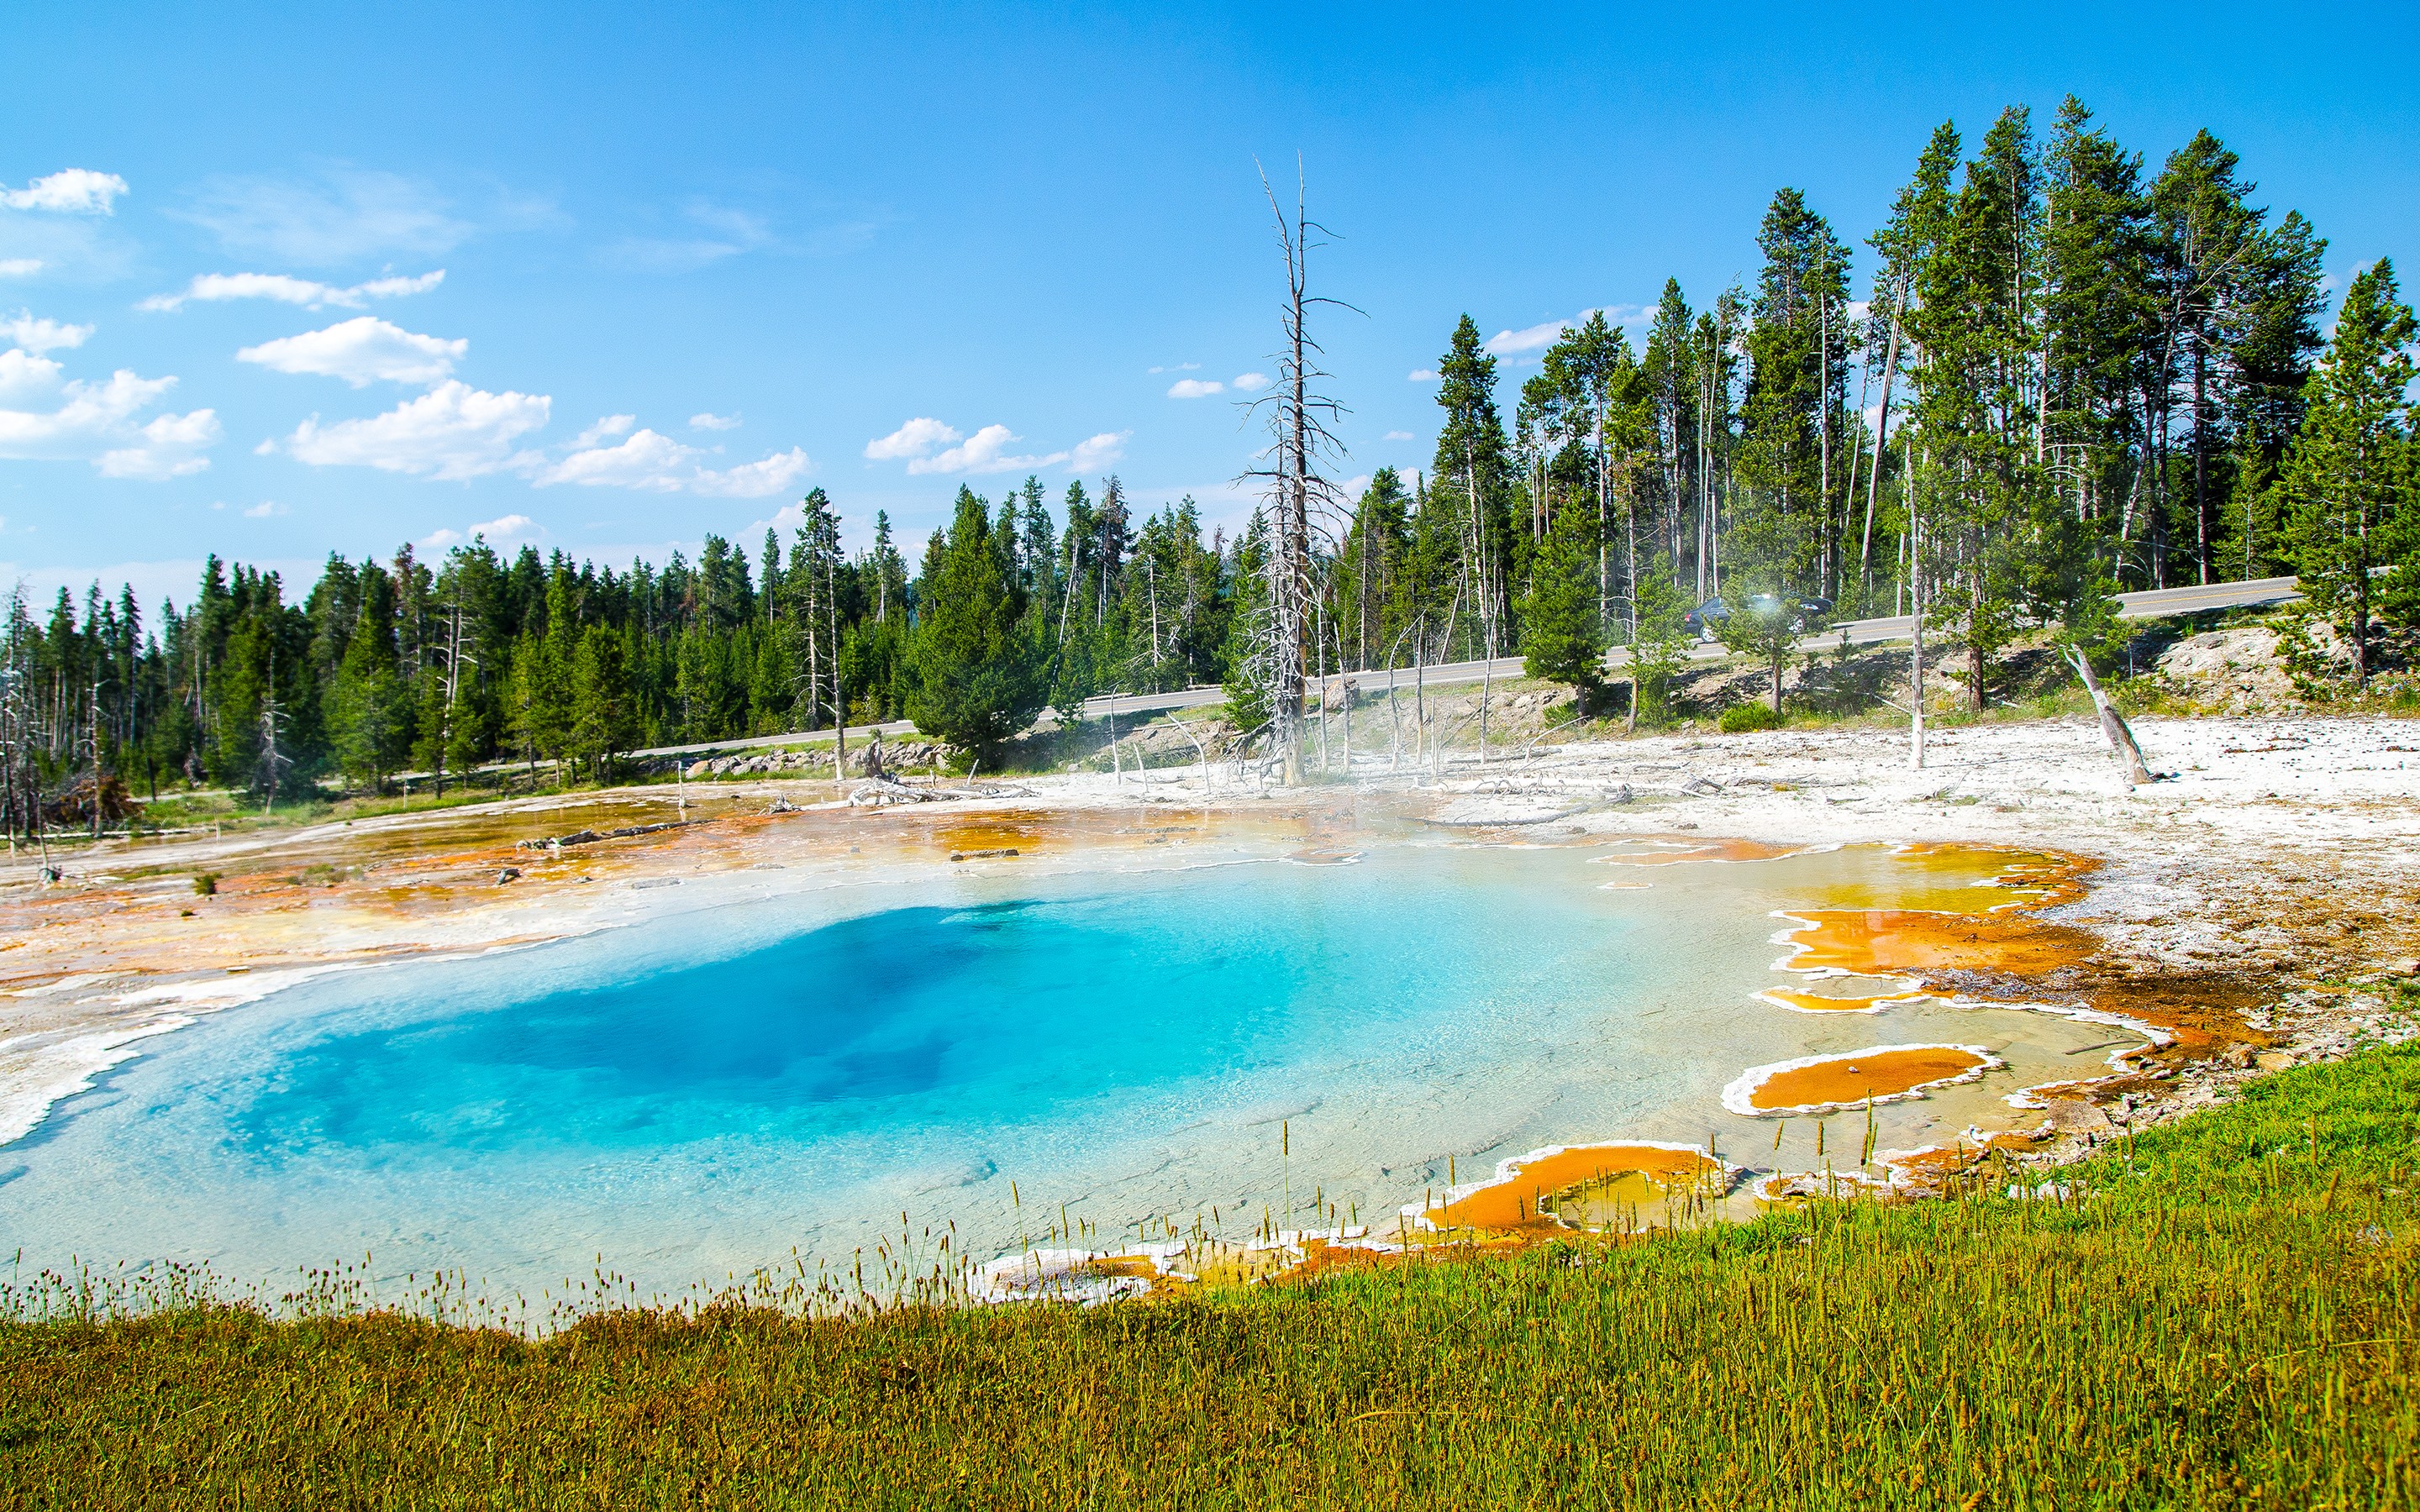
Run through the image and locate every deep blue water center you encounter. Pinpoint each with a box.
[0,843,1783,1294]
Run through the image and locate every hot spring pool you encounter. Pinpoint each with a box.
[0,835,2123,1299]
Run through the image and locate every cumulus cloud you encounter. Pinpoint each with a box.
[571,413,636,448]
[1481,304,1655,356]
[1168,378,1223,398]
[1407,369,1439,382]
[0,347,218,478]
[176,170,474,265]
[1,170,129,215]
[1230,371,1270,392]
[867,417,1126,476]
[689,411,740,431]
[1486,318,1574,355]
[139,268,445,312]
[1,312,93,353]
[539,422,811,497]
[913,423,1019,475]
[1068,432,1128,472]
[0,260,40,277]
[0,349,63,404]
[865,416,961,461]
[692,448,811,497]
[538,428,697,491]
[242,499,286,518]
[283,380,550,480]
[423,512,539,549]
[96,409,222,480]
[237,317,466,386]
[1383,429,1415,441]
[1147,362,1201,375]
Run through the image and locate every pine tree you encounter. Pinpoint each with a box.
[329,580,408,792]
[905,487,1046,763]
[1628,559,1691,727]
[1518,501,1607,709]
[2282,259,2415,687]
[571,623,637,780]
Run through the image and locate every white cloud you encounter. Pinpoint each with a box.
[1486,318,1575,355]
[1168,378,1223,398]
[692,448,811,497]
[689,411,740,431]
[1231,371,1270,392]
[1,312,92,353]
[1068,432,1128,472]
[1407,369,1439,382]
[571,413,636,448]
[539,424,812,497]
[0,170,129,215]
[539,428,697,491]
[0,260,40,277]
[283,380,550,480]
[237,316,466,386]
[96,408,221,480]
[1383,429,1415,442]
[425,512,540,549]
[865,416,961,461]
[913,423,1021,474]
[139,268,445,313]
[242,499,286,518]
[870,416,1123,475]
[1148,362,1201,375]
[0,352,217,479]
[176,170,473,265]
[0,349,63,403]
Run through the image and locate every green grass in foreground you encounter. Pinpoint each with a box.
[3,1045,2417,1509]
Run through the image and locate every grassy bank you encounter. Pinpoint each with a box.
[3,1045,2415,1509]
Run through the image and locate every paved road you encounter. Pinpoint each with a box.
[613,573,2304,764]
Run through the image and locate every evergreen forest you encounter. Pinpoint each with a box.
[9,97,2420,827]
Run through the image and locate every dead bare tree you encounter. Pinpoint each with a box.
[1238,157,1356,786]
[2065,645,2154,787]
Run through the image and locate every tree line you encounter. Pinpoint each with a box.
[8,95,2419,827]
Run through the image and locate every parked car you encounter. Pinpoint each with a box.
[1686,592,1834,641]
[1681,596,1729,641]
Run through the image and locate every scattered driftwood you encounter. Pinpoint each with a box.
[1418,806,1587,829]
[847,778,941,806]
[847,775,1039,806]
[2065,647,2154,787]
[514,819,697,853]
[950,848,1020,861]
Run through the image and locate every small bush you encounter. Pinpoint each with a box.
[1718,701,1782,733]
[191,872,218,896]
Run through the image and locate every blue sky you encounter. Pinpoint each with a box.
[3,2,2415,616]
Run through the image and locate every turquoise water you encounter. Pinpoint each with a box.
[0,840,2114,1299]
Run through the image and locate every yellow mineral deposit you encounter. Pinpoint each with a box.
[1426,1143,1728,1233]
[1735,1046,1996,1116]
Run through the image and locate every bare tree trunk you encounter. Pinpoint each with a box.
[1862,286,1903,595]
[1910,485,1925,771]
[830,551,846,782]
[2067,647,2152,786]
